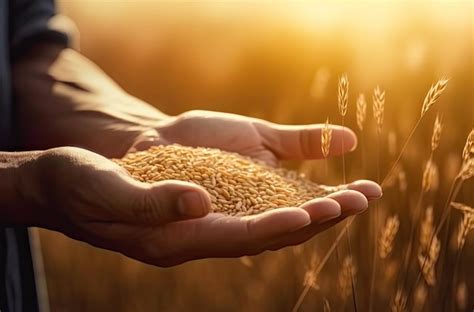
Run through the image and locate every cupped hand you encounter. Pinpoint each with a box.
[17,110,381,267]
[132,110,358,167]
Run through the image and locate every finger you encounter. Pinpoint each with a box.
[126,129,168,154]
[299,197,341,223]
[346,179,383,200]
[326,190,368,216]
[265,190,369,250]
[124,207,312,266]
[113,176,212,225]
[255,122,357,160]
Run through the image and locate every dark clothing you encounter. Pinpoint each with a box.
[1,0,69,310]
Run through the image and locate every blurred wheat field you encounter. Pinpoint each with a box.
[38,1,474,311]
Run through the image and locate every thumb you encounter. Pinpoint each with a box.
[117,178,212,225]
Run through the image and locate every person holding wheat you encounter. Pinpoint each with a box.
[0,0,382,310]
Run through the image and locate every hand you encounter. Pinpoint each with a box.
[140,110,382,254]
[17,119,380,268]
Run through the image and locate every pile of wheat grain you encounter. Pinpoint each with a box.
[114,144,339,216]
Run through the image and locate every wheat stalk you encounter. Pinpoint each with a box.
[459,128,474,180]
[321,118,332,158]
[417,235,440,286]
[420,206,434,252]
[398,169,407,192]
[388,131,397,157]
[421,78,449,117]
[338,74,349,117]
[381,79,449,187]
[431,113,443,152]
[372,86,385,134]
[337,73,358,311]
[369,85,385,312]
[456,282,467,311]
[391,288,407,312]
[379,215,400,259]
[323,298,331,312]
[451,202,474,249]
[421,159,434,193]
[356,93,367,131]
[339,256,356,300]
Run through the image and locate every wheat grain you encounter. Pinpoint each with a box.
[321,118,332,158]
[431,113,443,151]
[115,144,338,216]
[372,85,385,133]
[421,78,449,116]
[338,74,349,117]
[356,93,367,131]
[379,215,400,259]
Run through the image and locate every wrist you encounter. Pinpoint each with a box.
[0,151,43,226]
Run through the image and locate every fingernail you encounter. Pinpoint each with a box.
[178,191,205,217]
[302,198,342,223]
[319,207,342,223]
[290,217,312,232]
[367,192,383,201]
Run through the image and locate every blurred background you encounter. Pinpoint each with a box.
[38,0,473,311]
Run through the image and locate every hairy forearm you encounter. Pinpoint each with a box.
[0,151,42,226]
[12,43,169,157]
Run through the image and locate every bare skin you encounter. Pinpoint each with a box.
[0,44,382,267]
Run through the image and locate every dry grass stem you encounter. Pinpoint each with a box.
[421,78,449,116]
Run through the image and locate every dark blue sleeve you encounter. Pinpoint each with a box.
[8,0,75,58]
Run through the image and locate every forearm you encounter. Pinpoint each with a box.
[12,43,170,157]
[0,151,41,226]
